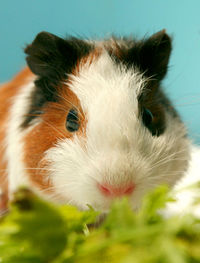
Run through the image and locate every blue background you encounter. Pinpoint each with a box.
[0,0,200,143]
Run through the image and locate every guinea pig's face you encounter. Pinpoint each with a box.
[22,31,190,212]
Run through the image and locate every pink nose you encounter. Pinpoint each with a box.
[98,183,135,197]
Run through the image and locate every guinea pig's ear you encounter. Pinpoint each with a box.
[128,30,172,81]
[25,32,90,81]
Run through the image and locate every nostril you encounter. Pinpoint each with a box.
[124,185,135,195]
[98,183,135,197]
[98,184,112,196]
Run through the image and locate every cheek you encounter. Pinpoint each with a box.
[46,136,117,205]
[23,107,72,190]
[23,123,63,190]
[44,138,94,205]
[23,104,86,192]
[22,85,87,194]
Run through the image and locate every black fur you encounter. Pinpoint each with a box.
[25,31,93,81]
[114,30,172,82]
[22,32,92,128]
[127,30,171,81]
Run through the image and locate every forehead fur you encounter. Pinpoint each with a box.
[68,49,145,114]
[23,31,172,129]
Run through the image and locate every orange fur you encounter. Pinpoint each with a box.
[23,84,86,193]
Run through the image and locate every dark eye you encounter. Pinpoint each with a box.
[66,109,80,132]
[142,108,154,132]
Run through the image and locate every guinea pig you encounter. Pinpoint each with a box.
[0,29,190,213]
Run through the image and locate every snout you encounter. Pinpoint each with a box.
[98,183,135,198]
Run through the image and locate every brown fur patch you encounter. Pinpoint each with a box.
[23,83,86,194]
[0,67,34,211]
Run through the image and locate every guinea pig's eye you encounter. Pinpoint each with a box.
[142,108,154,130]
[66,109,80,132]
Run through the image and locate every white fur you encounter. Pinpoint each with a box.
[43,50,190,212]
[5,79,36,197]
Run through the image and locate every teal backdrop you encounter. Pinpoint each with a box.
[0,0,200,143]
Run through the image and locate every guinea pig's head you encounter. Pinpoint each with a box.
[23,30,190,212]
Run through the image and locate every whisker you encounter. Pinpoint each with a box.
[39,182,79,193]
[59,95,84,120]
[0,167,56,172]
[42,120,65,137]
[149,157,188,173]
[147,148,188,171]
[43,80,84,120]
